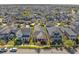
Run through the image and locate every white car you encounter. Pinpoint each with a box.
[10,48,17,52]
[0,47,8,53]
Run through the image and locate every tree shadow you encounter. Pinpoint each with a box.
[65,48,76,54]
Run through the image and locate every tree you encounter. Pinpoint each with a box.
[17,24,21,28]
[22,10,30,17]
[7,40,15,46]
[0,40,6,46]
[0,22,2,25]
[64,40,74,48]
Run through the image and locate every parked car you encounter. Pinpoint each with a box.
[0,48,8,53]
[67,47,76,54]
[9,48,17,52]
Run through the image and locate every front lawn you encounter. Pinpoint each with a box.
[7,40,15,45]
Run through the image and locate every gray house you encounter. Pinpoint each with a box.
[60,27,77,40]
[0,27,11,41]
[16,28,31,41]
[33,25,47,42]
[15,16,31,24]
[34,31,47,41]
[73,22,79,35]
[2,15,13,24]
[46,26,62,42]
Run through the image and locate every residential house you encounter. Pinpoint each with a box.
[16,27,31,44]
[60,27,77,40]
[33,25,47,45]
[0,27,11,42]
[47,26,62,43]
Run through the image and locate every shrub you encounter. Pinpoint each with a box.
[6,45,14,48]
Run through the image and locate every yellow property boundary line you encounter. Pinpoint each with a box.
[0,45,51,49]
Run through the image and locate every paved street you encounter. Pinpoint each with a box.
[1,48,79,54]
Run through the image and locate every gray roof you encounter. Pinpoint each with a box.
[16,30,22,37]
[34,30,47,40]
[36,32,46,39]
[34,25,43,31]
[16,28,31,38]
[60,27,77,36]
[21,28,31,35]
[34,25,46,39]
[74,22,79,26]
[47,26,61,36]
[8,26,17,31]
[0,28,11,34]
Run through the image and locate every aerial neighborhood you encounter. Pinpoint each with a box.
[0,5,79,53]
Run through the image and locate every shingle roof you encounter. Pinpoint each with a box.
[34,25,43,32]
[34,25,47,40]
[47,26,61,36]
[21,28,31,35]
[0,28,11,34]
[36,32,46,39]
[60,27,77,36]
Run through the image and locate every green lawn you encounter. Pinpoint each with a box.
[7,40,15,46]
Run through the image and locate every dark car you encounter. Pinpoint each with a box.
[0,48,8,53]
[10,48,17,52]
[67,47,76,54]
